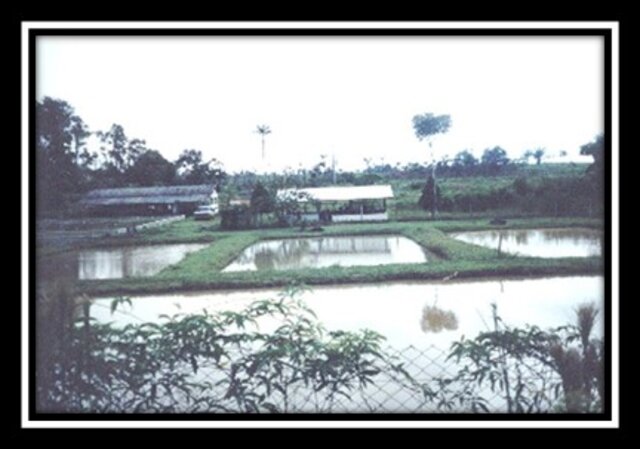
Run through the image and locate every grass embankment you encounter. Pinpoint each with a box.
[77,216,604,296]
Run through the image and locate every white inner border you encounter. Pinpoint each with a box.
[21,20,620,429]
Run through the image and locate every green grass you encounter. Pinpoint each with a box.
[37,162,604,296]
[387,163,592,220]
[429,217,603,233]
[82,257,602,296]
[75,216,604,296]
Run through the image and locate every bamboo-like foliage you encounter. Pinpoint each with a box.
[36,285,415,413]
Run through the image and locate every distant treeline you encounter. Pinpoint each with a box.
[37,96,604,220]
[434,176,603,217]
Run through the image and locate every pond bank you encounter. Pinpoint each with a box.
[79,256,602,296]
[42,215,603,296]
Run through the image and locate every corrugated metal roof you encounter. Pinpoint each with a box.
[277,185,394,202]
[80,185,216,206]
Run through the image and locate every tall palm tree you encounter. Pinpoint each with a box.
[255,124,272,161]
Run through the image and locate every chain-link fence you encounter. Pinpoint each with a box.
[37,341,565,414]
[177,344,563,414]
[38,294,577,414]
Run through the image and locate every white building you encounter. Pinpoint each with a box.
[277,184,394,223]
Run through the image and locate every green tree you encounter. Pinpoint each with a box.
[579,134,604,213]
[524,148,546,165]
[175,149,226,187]
[126,150,176,186]
[250,181,275,226]
[452,150,478,176]
[533,148,546,165]
[273,190,311,227]
[309,155,330,186]
[418,174,440,214]
[36,97,91,211]
[580,134,604,172]
[412,113,452,218]
[97,124,145,180]
[481,146,510,175]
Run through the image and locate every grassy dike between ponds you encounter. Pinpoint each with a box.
[76,216,604,296]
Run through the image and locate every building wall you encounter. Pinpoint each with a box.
[332,212,389,222]
[300,212,389,223]
[301,213,320,222]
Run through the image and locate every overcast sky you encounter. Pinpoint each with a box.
[37,36,602,173]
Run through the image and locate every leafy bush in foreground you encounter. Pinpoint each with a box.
[36,286,415,413]
[36,284,604,414]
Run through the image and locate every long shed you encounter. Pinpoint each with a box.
[79,185,218,216]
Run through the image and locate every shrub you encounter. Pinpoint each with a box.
[36,286,417,413]
[427,303,604,413]
[220,205,254,230]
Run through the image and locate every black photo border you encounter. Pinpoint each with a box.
[24,22,617,428]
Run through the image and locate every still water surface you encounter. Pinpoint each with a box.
[450,228,602,258]
[91,276,603,350]
[39,243,208,281]
[223,235,428,272]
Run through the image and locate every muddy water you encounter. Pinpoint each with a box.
[450,228,602,258]
[223,235,428,272]
[90,276,604,350]
[38,243,208,282]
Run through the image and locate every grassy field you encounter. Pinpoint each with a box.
[387,162,593,220]
[75,216,603,296]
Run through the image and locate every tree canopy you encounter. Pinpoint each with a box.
[453,150,478,170]
[126,150,175,186]
[36,97,230,215]
[175,149,226,187]
[481,146,510,174]
[412,113,452,143]
[97,124,145,176]
[36,97,91,210]
[250,182,275,214]
[580,134,604,167]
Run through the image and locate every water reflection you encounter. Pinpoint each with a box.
[223,235,428,272]
[421,305,459,333]
[450,228,602,258]
[89,276,603,351]
[39,243,208,282]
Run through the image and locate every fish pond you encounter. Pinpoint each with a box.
[38,243,208,282]
[449,228,602,258]
[222,234,429,272]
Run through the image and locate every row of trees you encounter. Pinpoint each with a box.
[36,97,226,212]
[411,111,603,218]
[411,112,548,217]
[358,148,528,180]
[37,97,603,220]
[417,175,603,218]
[224,146,530,199]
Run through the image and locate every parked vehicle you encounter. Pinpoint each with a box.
[193,204,218,220]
